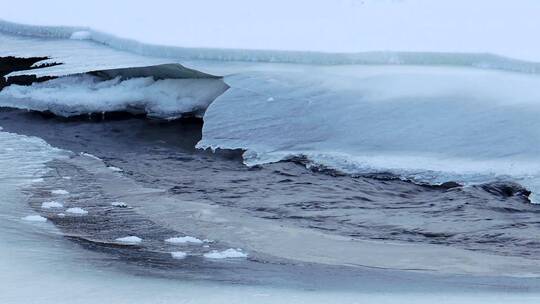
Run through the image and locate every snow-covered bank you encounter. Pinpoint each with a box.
[2,16,540,200]
[2,0,540,62]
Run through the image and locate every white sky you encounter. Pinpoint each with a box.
[1,0,539,61]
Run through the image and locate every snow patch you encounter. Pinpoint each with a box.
[116,236,142,244]
[203,248,248,259]
[22,215,47,222]
[41,201,63,209]
[165,236,203,244]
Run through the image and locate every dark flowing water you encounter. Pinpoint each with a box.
[0,108,538,262]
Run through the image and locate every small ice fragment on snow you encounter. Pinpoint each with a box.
[165,236,203,244]
[108,166,122,172]
[70,31,92,40]
[57,213,65,217]
[203,248,248,259]
[31,178,44,183]
[62,176,72,180]
[116,236,142,244]
[22,215,47,222]
[267,97,274,101]
[203,245,210,248]
[41,201,63,209]
[51,189,69,195]
[111,201,128,208]
[66,207,88,215]
[171,251,187,259]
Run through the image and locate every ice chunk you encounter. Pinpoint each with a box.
[0,75,229,119]
[203,248,248,259]
[22,215,47,222]
[165,236,203,244]
[66,207,88,215]
[31,178,44,183]
[111,202,128,208]
[107,166,122,172]
[41,201,63,209]
[170,251,187,259]
[116,236,142,244]
[57,213,65,218]
[51,189,69,195]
